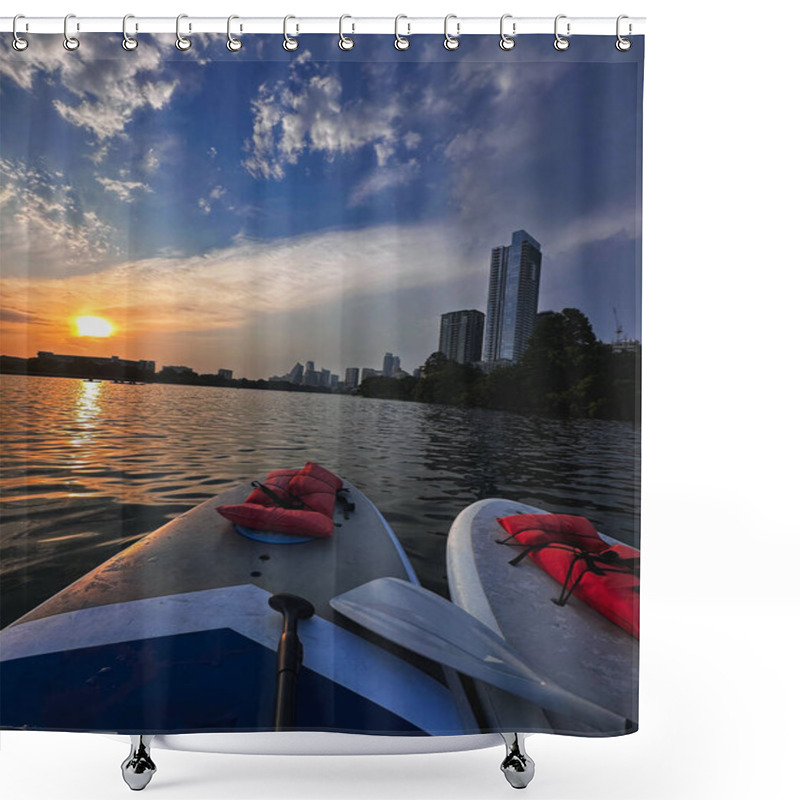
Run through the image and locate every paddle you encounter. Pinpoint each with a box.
[268,593,315,731]
[330,577,629,732]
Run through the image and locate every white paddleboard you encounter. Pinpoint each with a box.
[447,498,638,735]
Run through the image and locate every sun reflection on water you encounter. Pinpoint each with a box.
[70,379,104,454]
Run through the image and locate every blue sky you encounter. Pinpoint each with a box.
[0,33,643,377]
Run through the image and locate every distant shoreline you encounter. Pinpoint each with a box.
[0,368,346,396]
[1,367,641,428]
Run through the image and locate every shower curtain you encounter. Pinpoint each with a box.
[0,30,643,740]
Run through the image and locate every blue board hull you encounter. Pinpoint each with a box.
[1,628,423,734]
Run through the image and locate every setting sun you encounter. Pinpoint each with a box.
[75,316,114,337]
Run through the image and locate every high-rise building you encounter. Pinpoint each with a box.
[344,367,360,389]
[302,361,316,386]
[382,352,394,377]
[484,230,543,364]
[439,309,485,364]
[288,362,304,384]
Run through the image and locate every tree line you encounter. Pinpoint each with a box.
[359,308,640,422]
[0,355,334,394]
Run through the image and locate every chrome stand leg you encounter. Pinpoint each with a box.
[121,735,157,791]
[500,732,535,789]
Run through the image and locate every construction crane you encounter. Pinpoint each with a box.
[613,307,624,343]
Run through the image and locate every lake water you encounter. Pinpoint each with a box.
[0,375,639,628]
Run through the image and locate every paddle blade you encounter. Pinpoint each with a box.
[330,577,627,732]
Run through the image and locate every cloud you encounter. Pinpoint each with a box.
[0,307,43,324]
[349,160,420,207]
[143,149,160,173]
[96,176,153,202]
[1,34,177,151]
[0,222,469,334]
[198,186,227,214]
[548,209,641,256]
[0,34,64,90]
[243,64,403,181]
[0,158,119,277]
[452,57,565,102]
[437,59,641,263]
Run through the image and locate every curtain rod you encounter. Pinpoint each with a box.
[1,16,645,36]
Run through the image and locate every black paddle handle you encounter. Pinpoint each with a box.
[269,594,315,732]
[274,633,301,731]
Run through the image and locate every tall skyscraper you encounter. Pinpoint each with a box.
[383,352,395,377]
[344,367,360,389]
[439,310,485,364]
[484,229,543,364]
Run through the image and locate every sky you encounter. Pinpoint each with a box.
[0,33,643,379]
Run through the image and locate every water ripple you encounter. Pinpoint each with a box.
[0,375,639,626]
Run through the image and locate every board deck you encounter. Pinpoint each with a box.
[8,481,413,628]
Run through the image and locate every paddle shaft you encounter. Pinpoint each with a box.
[269,594,315,731]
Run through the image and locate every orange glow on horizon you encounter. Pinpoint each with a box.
[74,316,114,338]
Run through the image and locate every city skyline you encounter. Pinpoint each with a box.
[2,221,639,380]
[1,37,641,377]
[3,220,640,382]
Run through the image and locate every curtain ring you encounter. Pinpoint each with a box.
[226,15,242,51]
[394,14,410,51]
[63,13,79,51]
[443,14,459,51]
[554,14,570,51]
[176,13,192,51]
[283,15,299,51]
[499,14,515,51]
[615,14,632,51]
[122,14,138,51]
[339,14,354,50]
[12,14,29,51]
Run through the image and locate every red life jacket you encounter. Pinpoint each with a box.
[217,502,334,538]
[219,462,344,539]
[287,462,343,516]
[498,514,640,638]
[498,513,608,553]
[245,468,298,506]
